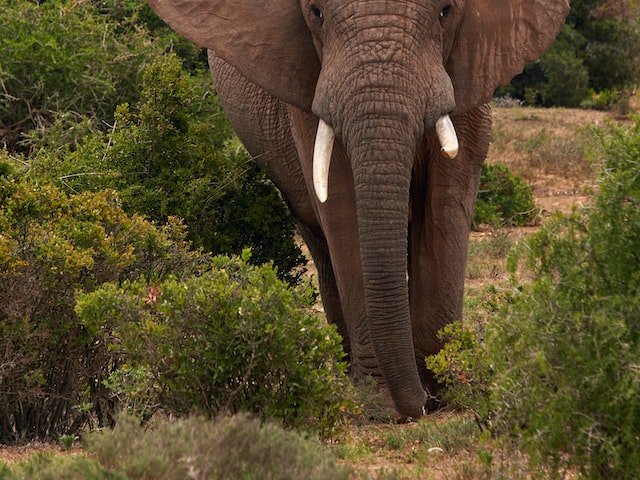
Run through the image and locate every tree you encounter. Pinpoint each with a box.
[497,0,640,108]
[26,54,307,283]
[0,0,160,153]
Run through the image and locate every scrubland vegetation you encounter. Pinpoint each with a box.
[1,1,639,478]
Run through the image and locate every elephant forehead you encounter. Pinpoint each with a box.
[328,0,440,35]
[330,0,436,18]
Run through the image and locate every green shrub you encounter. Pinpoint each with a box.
[0,153,349,440]
[28,53,306,284]
[474,164,538,228]
[0,155,207,442]
[425,322,494,432]
[75,252,353,437]
[0,0,160,153]
[580,89,631,114]
[489,118,640,478]
[87,414,350,480]
[1,415,350,479]
[0,454,118,480]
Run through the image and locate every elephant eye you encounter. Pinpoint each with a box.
[440,5,453,20]
[310,5,324,24]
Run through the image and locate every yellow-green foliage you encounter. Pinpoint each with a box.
[76,252,354,438]
[0,155,206,442]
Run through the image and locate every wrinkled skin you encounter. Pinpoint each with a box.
[147,0,569,418]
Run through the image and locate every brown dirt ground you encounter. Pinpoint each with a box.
[489,107,613,214]
[0,442,67,465]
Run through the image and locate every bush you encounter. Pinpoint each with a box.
[425,322,494,432]
[0,155,208,442]
[28,53,306,284]
[489,117,640,478]
[88,414,350,480]
[0,154,350,441]
[473,164,538,228]
[497,1,640,108]
[432,119,640,477]
[0,415,350,479]
[0,0,160,153]
[75,252,353,437]
[0,454,116,480]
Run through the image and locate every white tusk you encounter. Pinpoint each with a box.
[435,114,459,159]
[313,119,335,203]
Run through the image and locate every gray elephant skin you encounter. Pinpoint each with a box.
[147,0,569,419]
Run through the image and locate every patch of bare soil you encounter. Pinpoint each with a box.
[487,106,631,216]
[0,442,66,465]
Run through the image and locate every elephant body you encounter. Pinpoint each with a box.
[148,0,569,418]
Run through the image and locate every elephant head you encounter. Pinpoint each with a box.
[147,0,569,418]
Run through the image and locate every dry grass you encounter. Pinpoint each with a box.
[487,106,634,216]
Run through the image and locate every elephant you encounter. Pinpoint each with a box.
[147,0,569,419]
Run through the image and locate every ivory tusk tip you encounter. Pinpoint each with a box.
[435,114,459,160]
[440,146,459,159]
[316,188,328,203]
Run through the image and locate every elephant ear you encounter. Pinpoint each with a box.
[147,0,320,111]
[447,0,570,111]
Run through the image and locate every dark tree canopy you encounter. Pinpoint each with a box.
[497,0,640,108]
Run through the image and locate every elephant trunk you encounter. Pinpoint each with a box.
[346,107,429,418]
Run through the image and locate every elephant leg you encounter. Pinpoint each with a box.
[410,106,492,392]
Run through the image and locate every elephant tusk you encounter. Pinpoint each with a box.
[313,119,335,203]
[435,114,459,159]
